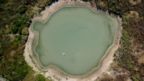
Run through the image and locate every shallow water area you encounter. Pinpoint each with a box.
[32,7,118,75]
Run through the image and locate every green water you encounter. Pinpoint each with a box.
[32,7,118,75]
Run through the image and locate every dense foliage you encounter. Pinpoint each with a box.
[0,0,51,81]
[36,74,46,81]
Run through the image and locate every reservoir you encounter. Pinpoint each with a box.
[32,7,118,75]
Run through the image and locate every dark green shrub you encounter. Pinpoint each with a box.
[36,74,46,81]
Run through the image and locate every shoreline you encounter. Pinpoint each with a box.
[23,0,122,81]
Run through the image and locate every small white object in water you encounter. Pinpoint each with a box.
[62,52,66,56]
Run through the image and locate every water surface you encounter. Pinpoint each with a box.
[32,7,118,75]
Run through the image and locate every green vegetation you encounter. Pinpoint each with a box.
[117,30,135,70]
[0,0,52,81]
[36,74,46,81]
[23,71,52,81]
[131,74,141,81]
[0,34,31,81]
[11,15,29,34]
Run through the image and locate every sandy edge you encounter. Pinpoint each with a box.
[23,0,122,81]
